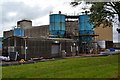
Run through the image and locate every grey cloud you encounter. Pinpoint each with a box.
[0,1,53,24]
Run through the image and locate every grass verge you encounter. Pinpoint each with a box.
[2,55,119,78]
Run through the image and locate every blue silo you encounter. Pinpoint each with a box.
[14,27,24,37]
[79,15,94,41]
[49,14,66,38]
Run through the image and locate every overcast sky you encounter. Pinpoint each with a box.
[0,0,119,42]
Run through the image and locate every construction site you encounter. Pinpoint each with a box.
[0,11,119,61]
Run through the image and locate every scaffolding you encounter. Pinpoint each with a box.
[49,12,100,54]
[79,34,99,54]
[65,15,79,39]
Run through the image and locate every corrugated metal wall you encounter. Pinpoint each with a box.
[14,28,24,37]
[2,37,25,58]
[26,38,52,59]
[79,15,94,41]
[49,14,66,37]
[2,37,78,60]
[79,15,94,31]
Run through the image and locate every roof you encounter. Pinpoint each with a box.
[17,19,32,24]
[47,38,76,41]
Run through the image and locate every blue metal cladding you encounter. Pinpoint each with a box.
[79,15,94,41]
[80,31,93,41]
[49,31,65,35]
[79,15,94,31]
[0,41,2,48]
[49,14,66,37]
[2,37,8,40]
[79,30,94,41]
[79,30,94,35]
[49,31,65,38]
[14,28,24,36]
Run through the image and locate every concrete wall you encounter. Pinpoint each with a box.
[3,30,13,37]
[24,25,49,37]
[17,20,32,29]
[3,25,49,38]
[94,24,113,41]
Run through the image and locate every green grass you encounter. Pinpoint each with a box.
[2,55,119,78]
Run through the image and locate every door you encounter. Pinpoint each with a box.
[51,44,60,56]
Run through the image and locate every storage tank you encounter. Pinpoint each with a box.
[49,14,66,38]
[17,20,32,29]
[14,27,24,36]
[79,15,94,41]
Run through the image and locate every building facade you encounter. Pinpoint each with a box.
[94,24,113,41]
[2,36,78,60]
[17,20,32,29]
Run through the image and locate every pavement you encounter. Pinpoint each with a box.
[0,52,120,67]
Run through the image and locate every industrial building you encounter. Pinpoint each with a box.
[17,19,32,29]
[2,12,114,60]
[94,24,113,41]
[24,25,49,38]
[3,26,49,39]
[2,17,79,60]
[2,36,78,60]
[113,43,120,49]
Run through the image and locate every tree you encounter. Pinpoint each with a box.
[71,1,120,42]
[70,1,120,32]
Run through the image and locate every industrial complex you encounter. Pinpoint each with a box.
[0,12,119,61]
